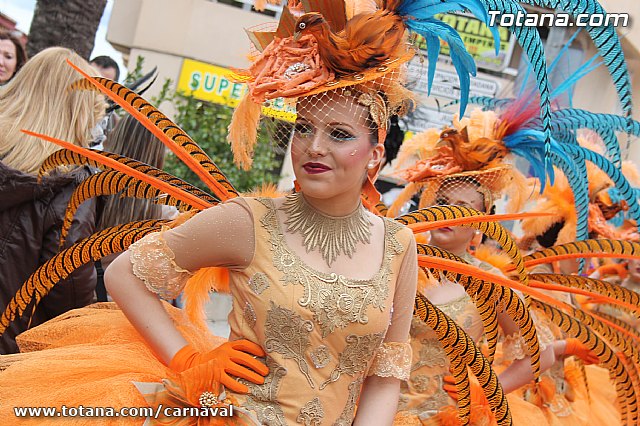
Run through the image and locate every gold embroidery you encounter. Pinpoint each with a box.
[320,332,384,390]
[264,301,315,388]
[502,332,527,362]
[249,272,270,295]
[129,231,192,300]
[333,376,363,426]
[309,345,331,369]
[397,394,409,411]
[411,374,440,394]
[406,375,452,418]
[367,341,412,381]
[412,337,447,371]
[297,397,324,425]
[437,294,471,319]
[242,357,288,426]
[244,301,257,329]
[259,198,405,337]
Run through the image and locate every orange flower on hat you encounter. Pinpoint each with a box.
[247,34,334,103]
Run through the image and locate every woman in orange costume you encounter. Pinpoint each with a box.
[520,151,640,426]
[390,111,603,426]
[0,0,453,423]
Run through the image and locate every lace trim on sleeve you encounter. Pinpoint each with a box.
[502,322,555,363]
[367,341,412,381]
[502,333,528,362]
[129,231,192,300]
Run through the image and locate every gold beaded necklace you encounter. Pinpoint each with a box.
[281,192,373,267]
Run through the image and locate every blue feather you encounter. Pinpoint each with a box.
[503,129,571,189]
[405,19,477,116]
[395,0,502,115]
[562,144,640,226]
[546,28,582,74]
[444,96,513,110]
[607,188,625,227]
[534,109,640,165]
[520,0,633,125]
[398,0,501,50]
[549,55,602,100]
[478,0,552,173]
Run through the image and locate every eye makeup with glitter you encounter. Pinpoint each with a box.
[328,126,356,142]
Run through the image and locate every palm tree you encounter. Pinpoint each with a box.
[26,0,107,59]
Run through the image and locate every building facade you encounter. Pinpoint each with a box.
[106,0,640,163]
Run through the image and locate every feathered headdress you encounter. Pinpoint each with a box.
[521,143,640,246]
[387,107,534,217]
[226,0,505,212]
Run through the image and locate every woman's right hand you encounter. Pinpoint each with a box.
[170,339,269,393]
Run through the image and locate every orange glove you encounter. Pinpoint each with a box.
[563,338,599,365]
[169,340,269,393]
[443,374,488,406]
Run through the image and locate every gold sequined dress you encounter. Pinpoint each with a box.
[226,198,416,425]
[0,196,418,425]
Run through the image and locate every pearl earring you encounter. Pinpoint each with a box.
[367,163,375,169]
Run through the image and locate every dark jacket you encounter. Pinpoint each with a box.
[0,162,97,353]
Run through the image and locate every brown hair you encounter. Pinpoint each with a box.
[97,114,166,230]
[0,30,28,80]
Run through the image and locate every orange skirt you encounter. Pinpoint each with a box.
[0,303,231,425]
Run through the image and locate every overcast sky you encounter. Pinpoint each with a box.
[0,0,126,80]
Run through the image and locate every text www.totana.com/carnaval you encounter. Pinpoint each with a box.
[13,405,235,418]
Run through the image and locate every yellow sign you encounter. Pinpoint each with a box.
[415,13,515,72]
[176,58,296,121]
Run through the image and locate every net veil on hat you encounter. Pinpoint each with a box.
[388,108,532,217]
[225,0,502,211]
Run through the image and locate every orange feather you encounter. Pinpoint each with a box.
[438,128,509,171]
[22,130,211,210]
[294,10,406,76]
[66,60,237,201]
[406,212,553,234]
[182,267,230,331]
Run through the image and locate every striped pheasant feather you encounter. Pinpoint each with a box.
[478,0,552,173]
[418,254,542,379]
[67,61,238,200]
[531,274,640,318]
[23,131,212,210]
[414,293,513,425]
[595,311,640,344]
[0,221,167,335]
[563,144,640,225]
[38,149,218,205]
[531,299,638,425]
[521,0,633,130]
[417,244,500,364]
[396,205,530,285]
[522,239,640,269]
[59,170,198,247]
[578,310,640,366]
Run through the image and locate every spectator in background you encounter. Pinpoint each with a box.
[94,114,177,301]
[89,55,120,81]
[88,55,121,149]
[0,30,27,84]
[0,47,105,353]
